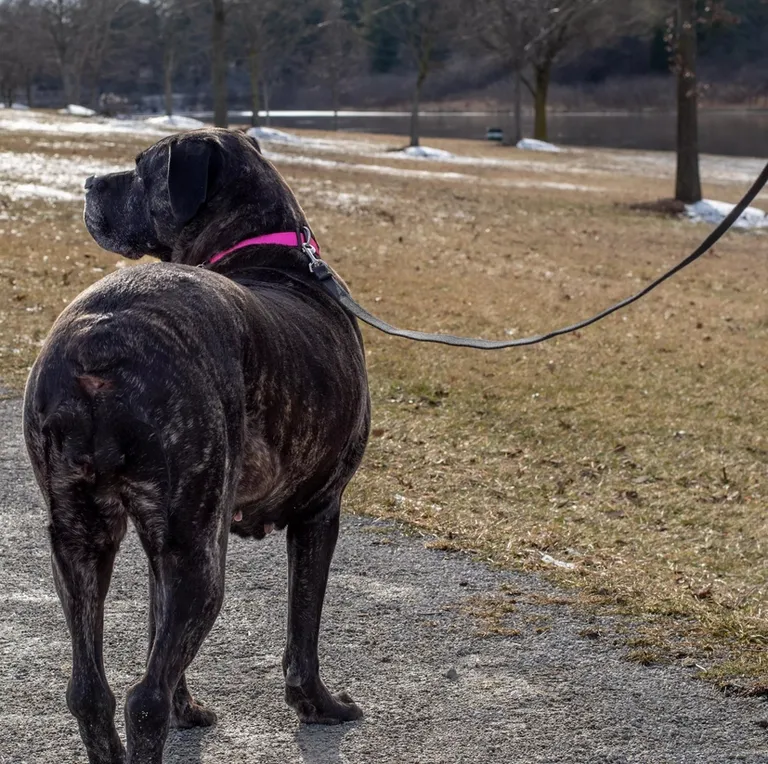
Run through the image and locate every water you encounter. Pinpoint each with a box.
[215,109,768,158]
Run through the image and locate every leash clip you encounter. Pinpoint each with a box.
[300,225,332,281]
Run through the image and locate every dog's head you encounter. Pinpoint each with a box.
[84,128,306,264]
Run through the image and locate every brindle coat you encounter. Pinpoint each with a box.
[22,129,370,764]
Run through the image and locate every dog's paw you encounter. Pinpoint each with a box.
[170,699,217,729]
[286,682,363,725]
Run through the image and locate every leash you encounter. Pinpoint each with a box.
[300,161,768,349]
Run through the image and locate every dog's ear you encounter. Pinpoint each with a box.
[167,139,215,223]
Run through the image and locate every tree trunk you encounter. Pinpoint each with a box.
[62,66,80,105]
[513,65,523,144]
[25,74,33,108]
[163,46,175,117]
[211,0,228,128]
[410,69,427,148]
[248,44,260,127]
[263,79,270,126]
[331,70,340,131]
[533,63,550,141]
[503,65,523,146]
[674,0,702,203]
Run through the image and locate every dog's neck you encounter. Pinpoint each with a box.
[170,201,308,267]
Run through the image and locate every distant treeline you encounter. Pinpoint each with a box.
[0,0,766,115]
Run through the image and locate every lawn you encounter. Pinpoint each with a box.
[2,110,767,691]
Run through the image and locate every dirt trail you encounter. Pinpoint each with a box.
[1,398,766,764]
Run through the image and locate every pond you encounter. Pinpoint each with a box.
[210,109,768,158]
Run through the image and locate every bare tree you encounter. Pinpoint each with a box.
[232,0,308,127]
[662,0,737,203]
[39,0,129,106]
[318,0,360,130]
[210,0,227,126]
[0,0,41,106]
[473,0,657,142]
[471,0,527,144]
[151,0,198,117]
[365,0,459,147]
[672,0,701,202]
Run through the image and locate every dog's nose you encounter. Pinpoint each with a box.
[84,176,96,190]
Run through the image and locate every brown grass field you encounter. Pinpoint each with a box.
[2,112,767,692]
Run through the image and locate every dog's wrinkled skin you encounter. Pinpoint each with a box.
[22,129,370,764]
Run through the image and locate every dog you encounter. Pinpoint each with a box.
[22,128,371,764]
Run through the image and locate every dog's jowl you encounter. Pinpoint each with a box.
[22,129,370,764]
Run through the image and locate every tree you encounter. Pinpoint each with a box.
[662,0,738,203]
[210,0,227,126]
[364,0,459,147]
[39,0,129,106]
[232,0,309,128]
[471,0,527,144]
[151,0,198,117]
[0,0,41,106]
[317,0,360,130]
[473,0,657,141]
[673,0,702,202]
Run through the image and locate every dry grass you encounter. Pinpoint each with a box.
[2,118,768,692]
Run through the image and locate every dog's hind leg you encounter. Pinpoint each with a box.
[125,497,228,764]
[283,497,363,724]
[49,492,127,764]
[146,568,217,729]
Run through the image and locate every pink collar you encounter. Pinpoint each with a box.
[206,231,320,267]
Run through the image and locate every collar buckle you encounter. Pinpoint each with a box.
[300,226,332,280]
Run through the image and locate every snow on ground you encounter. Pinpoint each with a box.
[685,199,768,229]
[0,150,127,203]
[397,145,454,159]
[0,108,187,137]
[0,109,763,204]
[247,126,381,155]
[58,104,97,117]
[265,150,470,183]
[247,126,303,144]
[517,138,561,153]
[145,115,205,129]
[0,103,30,110]
[0,115,164,137]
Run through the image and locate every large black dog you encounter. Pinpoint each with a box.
[22,129,370,763]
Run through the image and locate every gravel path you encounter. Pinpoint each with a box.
[1,397,767,764]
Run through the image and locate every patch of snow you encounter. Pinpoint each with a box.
[268,151,604,193]
[247,126,303,144]
[1,183,79,202]
[145,115,205,129]
[0,109,179,137]
[398,145,454,160]
[0,102,30,110]
[59,104,97,117]
[685,198,768,229]
[265,150,468,183]
[0,150,127,203]
[503,179,605,193]
[517,138,561,153]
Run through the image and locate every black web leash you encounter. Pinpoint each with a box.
[301,161,768,350]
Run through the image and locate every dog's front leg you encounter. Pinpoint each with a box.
[283,499,362,724]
